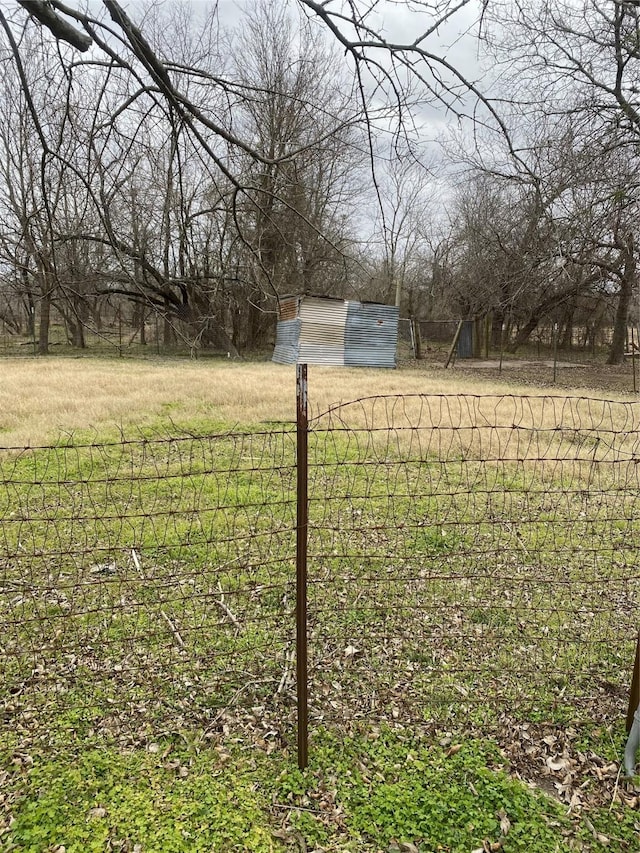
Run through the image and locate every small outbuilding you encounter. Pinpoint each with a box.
[272,295,399,368]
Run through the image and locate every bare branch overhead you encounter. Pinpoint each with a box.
[16,0,91,51]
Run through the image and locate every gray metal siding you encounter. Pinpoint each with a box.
[272,318,301,364]
[345,301,398,368]
[457,320,474,359]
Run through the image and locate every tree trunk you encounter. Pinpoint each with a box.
[38,284,51,355]
[72,316,86,348]
[560,302,575,350]
[412,318,422,359]
[133,302,146,345]
[163,301,176,347]
[508,314,539,352]
[607,235,635,365]
[25,292,35,338]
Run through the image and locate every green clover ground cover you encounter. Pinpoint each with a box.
[4,728,639,852]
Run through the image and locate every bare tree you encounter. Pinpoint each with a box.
[0,1,505,342]
[362,148,435,310]
[0,25,103,353]
[231,3,363,317]
[488,1,640,139]
[480,1,640,360]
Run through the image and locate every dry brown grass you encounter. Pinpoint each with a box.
[0,355,636,447]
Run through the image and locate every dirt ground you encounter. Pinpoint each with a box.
[403,351,640,396]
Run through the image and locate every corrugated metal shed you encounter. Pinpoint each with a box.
[299,297,348,365]
[272,317,301,365]
[273,295,398,368]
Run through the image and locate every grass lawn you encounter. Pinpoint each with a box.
[1,356,639,852]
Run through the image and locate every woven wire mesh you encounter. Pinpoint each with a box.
[306,394,640,731]
[0,428,297,747]
[2,394,640,757]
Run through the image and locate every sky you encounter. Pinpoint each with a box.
[215,0,489,132]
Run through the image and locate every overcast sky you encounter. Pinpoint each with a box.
[217,0,490,141]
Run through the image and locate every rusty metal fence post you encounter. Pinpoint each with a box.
[296,363,309,769]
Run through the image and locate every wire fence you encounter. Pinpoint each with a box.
[1,394,639,766]
[306,395,640,737]
[1,428,298,750]
[396,318,628,359]
[0,316,226,359]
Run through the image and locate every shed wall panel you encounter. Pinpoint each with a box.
[272,318,301,364]
[298,297,347,361]
[457,320,474,359]
[345,301,398,368]
[298,343,345,365]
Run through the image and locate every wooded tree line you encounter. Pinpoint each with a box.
[0,0,638,362]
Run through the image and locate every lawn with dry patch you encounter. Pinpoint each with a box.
[1,356,639,852]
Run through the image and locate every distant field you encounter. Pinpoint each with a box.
[0,354,636,447]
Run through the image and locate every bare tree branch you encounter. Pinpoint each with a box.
[16,0,91,51]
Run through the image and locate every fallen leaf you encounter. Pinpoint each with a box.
[497,809,511,836]
[88,807,106,819]
[546,756,569,772]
